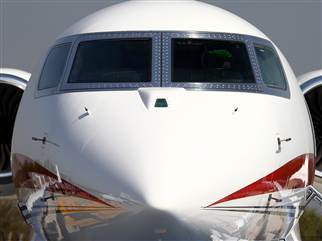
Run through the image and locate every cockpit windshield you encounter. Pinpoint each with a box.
[37,32,288,98]
[68,39,152,83]
[172,39,255,83]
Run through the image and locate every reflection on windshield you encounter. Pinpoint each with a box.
[172,38,255,83]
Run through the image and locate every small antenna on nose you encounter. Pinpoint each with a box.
[78,106,91,120]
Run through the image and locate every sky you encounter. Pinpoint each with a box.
[0,0,321,76]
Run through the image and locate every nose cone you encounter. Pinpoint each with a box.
[46,89,303,241]
[62,89,281,215]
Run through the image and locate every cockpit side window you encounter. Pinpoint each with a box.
[172,39,255,83]
[68,39,152,83]
[38,44,71,90]
[255,45,287,90]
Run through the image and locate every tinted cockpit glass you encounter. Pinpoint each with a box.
[172,39,255,83]
[38,44,71,90]
[68,39,152,83]
[255,45,287,89]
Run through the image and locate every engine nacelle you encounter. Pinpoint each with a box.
[0,68,29,184]
[299,70,322,178]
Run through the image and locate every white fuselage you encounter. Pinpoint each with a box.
[12,82,314,240]
[10,1,316,240]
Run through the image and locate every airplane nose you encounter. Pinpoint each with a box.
[40,89,303,241]
[136,155,203,212]
[63,89,283,217]
[113,140,216,213]
[138,163,185,211]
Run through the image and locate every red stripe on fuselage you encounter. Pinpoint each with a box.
[207,153,315,207]
[12,153,115,208]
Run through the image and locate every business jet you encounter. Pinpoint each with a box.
[0,1,321,240]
